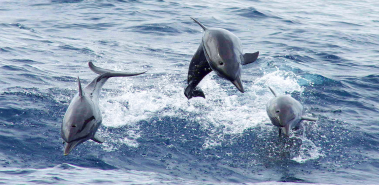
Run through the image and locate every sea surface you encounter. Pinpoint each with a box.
[0,0,378,184]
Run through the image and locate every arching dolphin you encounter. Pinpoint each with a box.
[61,62,146,155]
[184,17,259,99]
[266,86,317,137]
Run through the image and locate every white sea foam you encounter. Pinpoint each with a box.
[292,136,323,163]
[97,67,323,162]
[98,68,302,145]
[292,121,324,163]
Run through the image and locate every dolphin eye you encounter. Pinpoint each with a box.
[219,61,224,65]
[276,110,280,113]
[72,125,77,128]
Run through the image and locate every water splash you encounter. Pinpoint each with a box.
[98,68,303,150]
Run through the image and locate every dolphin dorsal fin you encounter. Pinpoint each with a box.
[301,116,318,121]
[191,17,207,31]
[268,86,277,97]
[77,77,84,97]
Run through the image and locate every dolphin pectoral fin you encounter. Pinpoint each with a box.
[242,51,259,65]
[92,134,105,143]
[278,128,282,137]
[301,116,318,121]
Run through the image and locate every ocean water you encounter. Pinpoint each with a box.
[0,0,378,184]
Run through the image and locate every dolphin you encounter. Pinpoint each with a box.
[266,86,317,137]
[184,17,259,99]
[61,62,146,155]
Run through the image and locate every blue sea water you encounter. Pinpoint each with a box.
[0,0,378,184]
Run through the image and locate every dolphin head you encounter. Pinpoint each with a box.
[267,96,302,137]
[210,55,244,93]
[61,78,98,155]
[203,29,244,93]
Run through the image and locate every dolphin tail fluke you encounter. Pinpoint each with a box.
[242,51,259,65]
[89,62,115,74]
[190,17,207,31]
[85,62,146,96]
[92,134,105,143]
[301,116,318,121]
[268,86,277,97]
[192,87,205,98]
[88,62,146,77]
[185,85,205,99]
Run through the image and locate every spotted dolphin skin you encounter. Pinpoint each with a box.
[266,86,317,137]
[185,17,259,99]
[61,62,146,155]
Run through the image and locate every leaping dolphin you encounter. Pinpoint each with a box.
[184,17,259,99]
[266,86,317,137]
[61,62,146,155]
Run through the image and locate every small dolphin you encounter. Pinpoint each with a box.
[61,62,146,155]
[184,17,259,99]
[266,86,317,137]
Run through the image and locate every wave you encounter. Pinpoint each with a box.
[316,52,345,63]
[58,45,95,55]
[236,7,270,19]
[55,23,117,30]
[51,0,84,3]
[1,65,28,72]
[1,0,378,183]
[124,23,187,35]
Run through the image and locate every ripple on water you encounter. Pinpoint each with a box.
[124,23,183,36]
[235,7,270,19]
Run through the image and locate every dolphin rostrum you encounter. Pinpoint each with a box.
[266,86,317,137]
[61,62,146,155]
[184,17,259,99]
